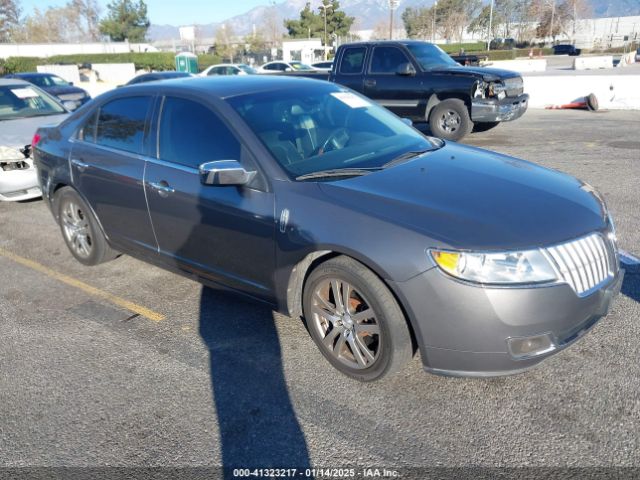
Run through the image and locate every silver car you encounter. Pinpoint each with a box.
[0,78,70,201]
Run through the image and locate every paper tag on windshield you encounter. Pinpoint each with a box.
[11,87,39,99]
[331,92,371,109]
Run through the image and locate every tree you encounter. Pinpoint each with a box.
[434,0,481,43]
[370,21,389,40]
[99,0,149,42]
[0,0,21,42]
[402,6,436,40]
[244,29,267,53]
[215,23,236,62]
[284,0,354,45]
[69,0,102,42]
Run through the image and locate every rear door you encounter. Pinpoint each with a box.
[364,45,424,118]
[69,95,157,254]
[334,45,367,93]
[144,95,276,299]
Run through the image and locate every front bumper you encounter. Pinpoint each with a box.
[390,265,624,377]
[471,93,529,123]
[0,163,42,201]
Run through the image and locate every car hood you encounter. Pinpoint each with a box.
[318,143,606,251]
[0,114,68,149]
[430,65,521,82]
[43,85,88,97]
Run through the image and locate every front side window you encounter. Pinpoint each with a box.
[369,47,410,74]
[158,96,241,169]
[78,110,98,142]
[339,47,366,74]
[95,96,151,154]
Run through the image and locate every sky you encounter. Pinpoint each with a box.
[18,0,271,26]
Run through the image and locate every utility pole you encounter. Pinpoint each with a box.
[488,0,494,51]
[389,0,399,40]
[549,0,556,45]
[319,3,333,60]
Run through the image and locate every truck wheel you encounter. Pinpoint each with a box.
[428,99,473,141]
[473,121,500,133]
[302,255,413,382]
[55,187,119,266]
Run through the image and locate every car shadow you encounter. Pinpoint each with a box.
[198,286,312,476]
[621,268,640,303]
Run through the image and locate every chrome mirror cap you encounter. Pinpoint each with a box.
[199,160,256,186]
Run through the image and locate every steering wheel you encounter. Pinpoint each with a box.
[319,128,350,154]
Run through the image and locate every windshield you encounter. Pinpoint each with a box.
[406,43,458,69]
[238,64,257,74]
[227,84,442,179]
[23,75,69,87]
[290,62,315,71]
[0,84,66,121]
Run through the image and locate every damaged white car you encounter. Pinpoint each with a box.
[1,79,70,201]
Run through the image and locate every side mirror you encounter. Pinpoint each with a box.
[69,81,74,86]
[401,118,413,127]
[199,160,256,186]
[62,100,77,111]
[396,62,416,76]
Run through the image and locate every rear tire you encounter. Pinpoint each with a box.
[428,99,473,141]
[303,256,413,382]
[55,187,119,266]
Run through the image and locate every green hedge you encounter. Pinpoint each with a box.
[437,42,486,54]
[0,52,222,75]
[464,47,553,60]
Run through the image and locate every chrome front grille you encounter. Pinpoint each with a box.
[504,77,524,97]
[545,233,615,296]
[59,93,84,101]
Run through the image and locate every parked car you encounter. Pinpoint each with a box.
[201,63,257,76]
[552,44,582,56]
[311,61,334,71]
[280,41,529,141]
[34,76,623,381]
[4,72,91,110]
[124,71,194,85]
[0,79,70,201]
[257,61,317,73]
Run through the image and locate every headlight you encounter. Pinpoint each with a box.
[430,249,557,285]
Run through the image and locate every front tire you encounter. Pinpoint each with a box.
[428,99,473,141]
[55,187,119,266]
[303,256,413,381]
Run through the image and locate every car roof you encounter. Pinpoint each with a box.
[7,72,53,77]
[0,78,32,86]
[338,40,433,48]
[121,75,334,99]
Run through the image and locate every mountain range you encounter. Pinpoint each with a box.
[148,0,640,41]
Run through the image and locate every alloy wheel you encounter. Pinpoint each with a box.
[439,110,461,133]
[310,278,381,369]
[61,200,93,259]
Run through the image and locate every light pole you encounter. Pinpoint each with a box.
[487,0,494,51]
[389,0,399,40]
[432,1,437,43]
[319,3,332,60]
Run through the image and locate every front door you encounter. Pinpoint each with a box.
[364,46,424,119]
[69,95,157,254]
[144,95,276,300]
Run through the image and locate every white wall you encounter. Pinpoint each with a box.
[0,42,132,59]
[36,65,81,84]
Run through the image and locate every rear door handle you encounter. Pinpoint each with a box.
[364,79,376,87]
[148,180,175,198]
[71,158,89,172]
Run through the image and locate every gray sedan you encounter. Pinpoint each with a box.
[0,79,69,201]
[33,76,623,381]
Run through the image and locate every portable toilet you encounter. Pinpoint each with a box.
[175,52,198,74]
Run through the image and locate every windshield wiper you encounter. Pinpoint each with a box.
[295,167,382,181]
[382,149,435,168]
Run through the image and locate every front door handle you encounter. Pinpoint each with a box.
[71,158,89,172]
[364,79,376,87]
[148,180,175,198]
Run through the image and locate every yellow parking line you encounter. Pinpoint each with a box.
[0,247,165,322]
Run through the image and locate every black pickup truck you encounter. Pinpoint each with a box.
[282,40,528,141]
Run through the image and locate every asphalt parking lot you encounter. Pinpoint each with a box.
[1,109,639,476]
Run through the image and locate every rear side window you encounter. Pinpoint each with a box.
[95,96,151,154]
[158,96,241,169]
[370,47,410,74]
[340,47,366,74]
